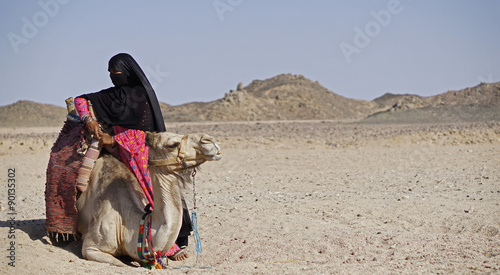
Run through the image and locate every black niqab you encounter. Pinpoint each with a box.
[78,53,166,132]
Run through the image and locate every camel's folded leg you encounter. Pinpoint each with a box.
[82,245,127,267]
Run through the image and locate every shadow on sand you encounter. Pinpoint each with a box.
[0,218,140,267]
[0,218,83,258]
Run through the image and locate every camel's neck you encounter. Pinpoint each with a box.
[148,167,184,252]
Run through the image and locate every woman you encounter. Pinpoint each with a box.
[74,53,190,261]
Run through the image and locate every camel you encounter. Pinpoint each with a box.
[76,131,221,266]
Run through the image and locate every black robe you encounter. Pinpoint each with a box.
[78,53,166,132]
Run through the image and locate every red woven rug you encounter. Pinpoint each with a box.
[45,120,85,235]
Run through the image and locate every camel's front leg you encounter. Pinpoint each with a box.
[82,244,127,267]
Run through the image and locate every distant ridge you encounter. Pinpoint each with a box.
[0,100,67,127]
[1,76,499,127]
[164,74,500,123]
[363,82,500,123]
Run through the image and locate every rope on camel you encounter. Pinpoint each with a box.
[172,168,213,270]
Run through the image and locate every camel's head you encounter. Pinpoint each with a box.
[146,132,222,170]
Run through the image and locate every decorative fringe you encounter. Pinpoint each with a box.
[47,231,78,243]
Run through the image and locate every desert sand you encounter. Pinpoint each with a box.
[0,120,499,274]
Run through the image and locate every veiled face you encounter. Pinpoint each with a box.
[108,69,127,86]
[107,53,140,85]
[108,54,132,75]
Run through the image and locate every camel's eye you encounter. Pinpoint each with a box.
[166,142,180,149]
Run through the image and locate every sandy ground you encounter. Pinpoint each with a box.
[0,120,499,274]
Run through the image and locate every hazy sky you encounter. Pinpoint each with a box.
[1,0,499,107]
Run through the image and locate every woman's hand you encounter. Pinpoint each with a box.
[100,133,115,147]
[85,119,102,139]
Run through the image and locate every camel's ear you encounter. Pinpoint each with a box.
[145,131,156,147]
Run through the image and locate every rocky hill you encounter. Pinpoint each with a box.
[163,74,379,122]
[0,100,67,127]
[1,75,499,127]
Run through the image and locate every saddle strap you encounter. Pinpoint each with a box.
[76,139,101,193]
